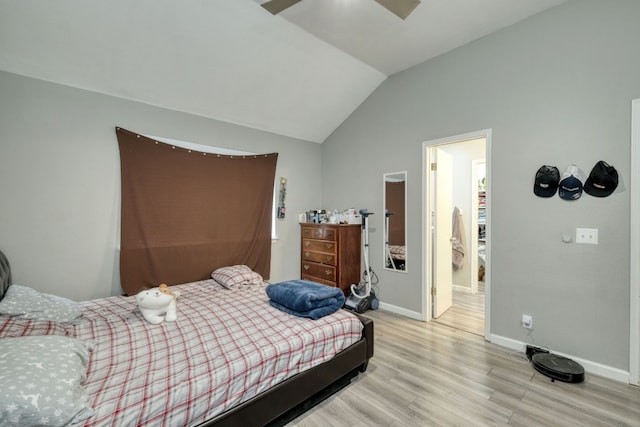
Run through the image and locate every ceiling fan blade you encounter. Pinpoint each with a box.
[374,0,421,20]
[261,0,303,15]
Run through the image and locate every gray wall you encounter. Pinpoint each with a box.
[0,71,321,301]
[321,0,639,371]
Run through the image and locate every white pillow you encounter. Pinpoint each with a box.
[0,285,82,323]
[211,265,263,289]
[0,335,94,426]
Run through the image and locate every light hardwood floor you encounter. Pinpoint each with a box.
[288,309,640,427]
[434,283,485,336]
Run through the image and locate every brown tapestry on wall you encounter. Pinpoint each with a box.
[116,127,278,295]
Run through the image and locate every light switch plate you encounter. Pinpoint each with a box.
[576,228,598,244]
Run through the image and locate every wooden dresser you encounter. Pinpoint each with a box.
[300,223,361,295]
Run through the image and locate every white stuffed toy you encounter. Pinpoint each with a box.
[136,284,180,324]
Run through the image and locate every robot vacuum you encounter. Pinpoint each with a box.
[532,353,585,383]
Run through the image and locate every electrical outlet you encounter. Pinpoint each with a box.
[576,228,598,244]
[522,314,533,329]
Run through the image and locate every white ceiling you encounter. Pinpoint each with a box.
[0,0,566,143]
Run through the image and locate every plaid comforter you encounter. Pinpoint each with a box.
[72,280,363,426]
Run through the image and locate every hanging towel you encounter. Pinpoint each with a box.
[452,207,467,271]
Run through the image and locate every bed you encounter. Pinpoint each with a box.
[0,250,373,426]
[387,245,406,271]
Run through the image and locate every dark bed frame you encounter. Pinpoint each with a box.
[0,250,374,427]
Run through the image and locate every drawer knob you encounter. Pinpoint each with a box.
[326,255,333,262]
[325,269,332,275]
[326,244,334,249]
[305,241,310,247]
[303,265,310,270]
[304,252,310,257]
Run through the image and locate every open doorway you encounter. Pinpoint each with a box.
[423,130,491,338]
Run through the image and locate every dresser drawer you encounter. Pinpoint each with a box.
[302,250,337,265]
[301,226,336,241]
[301,274,337,288]
[301,261,336,282]
[302,239,336,253]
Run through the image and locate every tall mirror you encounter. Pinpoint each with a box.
[383,171,407,272]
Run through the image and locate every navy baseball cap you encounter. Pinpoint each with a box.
[558,165,587,201]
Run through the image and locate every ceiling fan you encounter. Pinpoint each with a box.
[261,0,421,20]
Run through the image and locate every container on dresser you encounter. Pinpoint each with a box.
[300,223,361,296]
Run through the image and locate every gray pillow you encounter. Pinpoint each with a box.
[0,285,82,323]
[0,335,94,426]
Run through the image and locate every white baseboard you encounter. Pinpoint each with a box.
[378,301,424,321]
[490,334,630,384]
[372,306,630,384]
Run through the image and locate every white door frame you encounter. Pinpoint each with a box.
[422,129,492,339]
[630,99,640,385]
[470,159,486,295]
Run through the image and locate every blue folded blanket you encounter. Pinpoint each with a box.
[266,279,345,320]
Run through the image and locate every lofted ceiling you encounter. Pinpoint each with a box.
[0,0,566,143]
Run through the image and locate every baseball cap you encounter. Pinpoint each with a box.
[558,165,587,200]
[533,165,560,197]
[584,160,618,197]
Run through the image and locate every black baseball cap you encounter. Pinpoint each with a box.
[533,165,560,197]
[584,161,618,197]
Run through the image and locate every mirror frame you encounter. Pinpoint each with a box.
[383,171,408,273]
